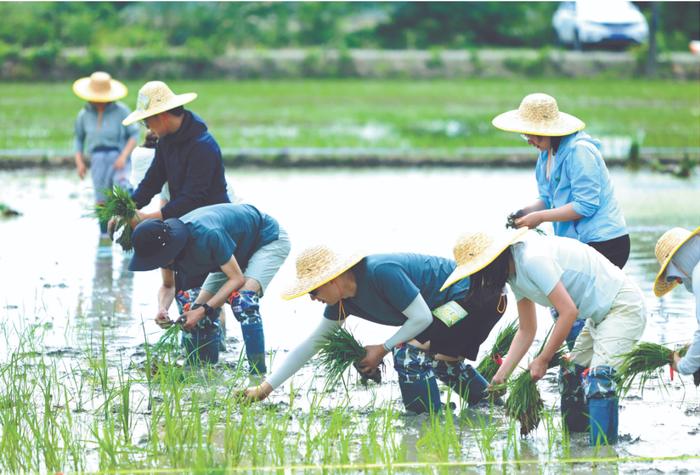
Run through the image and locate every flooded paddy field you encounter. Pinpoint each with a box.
[0,167,698,473]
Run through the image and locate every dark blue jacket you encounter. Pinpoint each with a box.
[132,111,230,220]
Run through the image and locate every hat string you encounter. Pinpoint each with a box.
[333,279,347,322]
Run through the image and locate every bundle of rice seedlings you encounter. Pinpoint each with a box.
[505,333,564,436]
[149,322,183,358]
[318,327,382,386]
[94,185,137,250]
[477,319,519,382]
[617,342,689,394]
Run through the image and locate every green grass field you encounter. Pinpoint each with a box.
[1,78,698,155]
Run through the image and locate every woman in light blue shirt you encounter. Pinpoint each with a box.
[442,229,645,446]
[653,227,700,380]
[73,72,139,236]
[493,93,629,268]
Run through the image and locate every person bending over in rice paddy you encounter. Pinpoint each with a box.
[72,71,139,238]
[129,203,290,372]
[653,226,700,379]
[244,246,506,413]
[442,229,645,445]
[493,93,630,350]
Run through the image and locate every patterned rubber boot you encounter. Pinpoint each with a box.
[432,360,490,406]
[558,363,588,433]
[175,288,221,365]
[584,365,619,446]
[392,344,441,414]
[228,290,266,375]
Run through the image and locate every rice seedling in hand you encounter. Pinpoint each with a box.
[94,185,137,250]
[477,319,518,382]
[505,334,564,436]
[318,327,382,386]
[616,342,689,395]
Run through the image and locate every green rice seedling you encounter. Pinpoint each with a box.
[477,319,518,382]
[504,332,564,436]
[317,326,382,386]
[94,185,137,250]
[617,342,689,395]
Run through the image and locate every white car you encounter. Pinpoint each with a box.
[553,0,649,49]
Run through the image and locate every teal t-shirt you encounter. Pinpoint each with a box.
[174,203,279,278]
[323,253,470,324]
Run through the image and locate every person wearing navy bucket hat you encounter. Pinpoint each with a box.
[130,203,290,371]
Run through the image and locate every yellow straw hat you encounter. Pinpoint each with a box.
[653,226,700,297]
[492,93,585,137]
[72,71,127,103]
[282,245,366,300]
[441,228,529,291]
[122,81,197,126]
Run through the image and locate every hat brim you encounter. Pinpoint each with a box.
[72,77,128,103]
[440,228,529,292]
[128,218,189,271]
[492,109,585,137]
[282,252,366,300]
[653,226,700,297]
[122,92,198,126]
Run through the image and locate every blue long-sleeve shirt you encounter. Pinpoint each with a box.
[535,131,627,243]
[131,111,229,220]
[74,102,139,156]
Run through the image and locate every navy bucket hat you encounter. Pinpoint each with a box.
[129,218,190,271]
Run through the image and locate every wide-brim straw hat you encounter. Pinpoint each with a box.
[122,81,197,126]
[653,226,700,297]
[492,93,585,137]
[440,228,529,291]
[282,245,366,300]
[72,71,127,103]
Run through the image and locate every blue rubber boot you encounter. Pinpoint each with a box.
[584,365,619,446]
[393,345,441,414]
[433,360,490,406]
[550,308,585,351]
[558,363,588,433]
[229,290,266,375]
[181,316,221,365]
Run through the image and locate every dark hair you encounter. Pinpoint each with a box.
[551,136,562,154]
[142,131,158,149]
[465,247,512,304]
[166,106,185,117]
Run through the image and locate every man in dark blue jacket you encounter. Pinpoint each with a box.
[122,80,230,221]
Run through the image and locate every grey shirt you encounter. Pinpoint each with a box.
[74,102,139,156]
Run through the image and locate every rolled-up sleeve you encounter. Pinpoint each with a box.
[568,144,602,217]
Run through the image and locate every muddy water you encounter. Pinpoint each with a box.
[0,167,698,472]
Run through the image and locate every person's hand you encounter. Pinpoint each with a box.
[672,351,683,372]
[129,210,145,229]
[241,382,273,402]
[113,155,127,170]
[107,217,118,239]
[358,344,389,374]
[181,306,206,332]
[155,308,172,329]
[506,209,525,229]
[76,160,87,179]
[528,356,548,381]
[489,369,508,397]
[515,211,544,230]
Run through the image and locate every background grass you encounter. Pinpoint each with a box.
[0,78,698,155]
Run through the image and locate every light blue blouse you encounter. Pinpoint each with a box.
[535,131,627,244]
[74,102,139,156]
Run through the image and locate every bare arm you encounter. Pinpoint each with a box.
[528,282,578,380]
[492,298,538,384]
[516,203,583,229]
[155,268,176,326]
[113,137,138,170]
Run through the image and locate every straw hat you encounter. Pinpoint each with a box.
[492,93,585,137]
[653,226,700,297]
[72,71,127,103]
[440,228,529,291]
[122,81,197,126]
[282,245,366,300]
